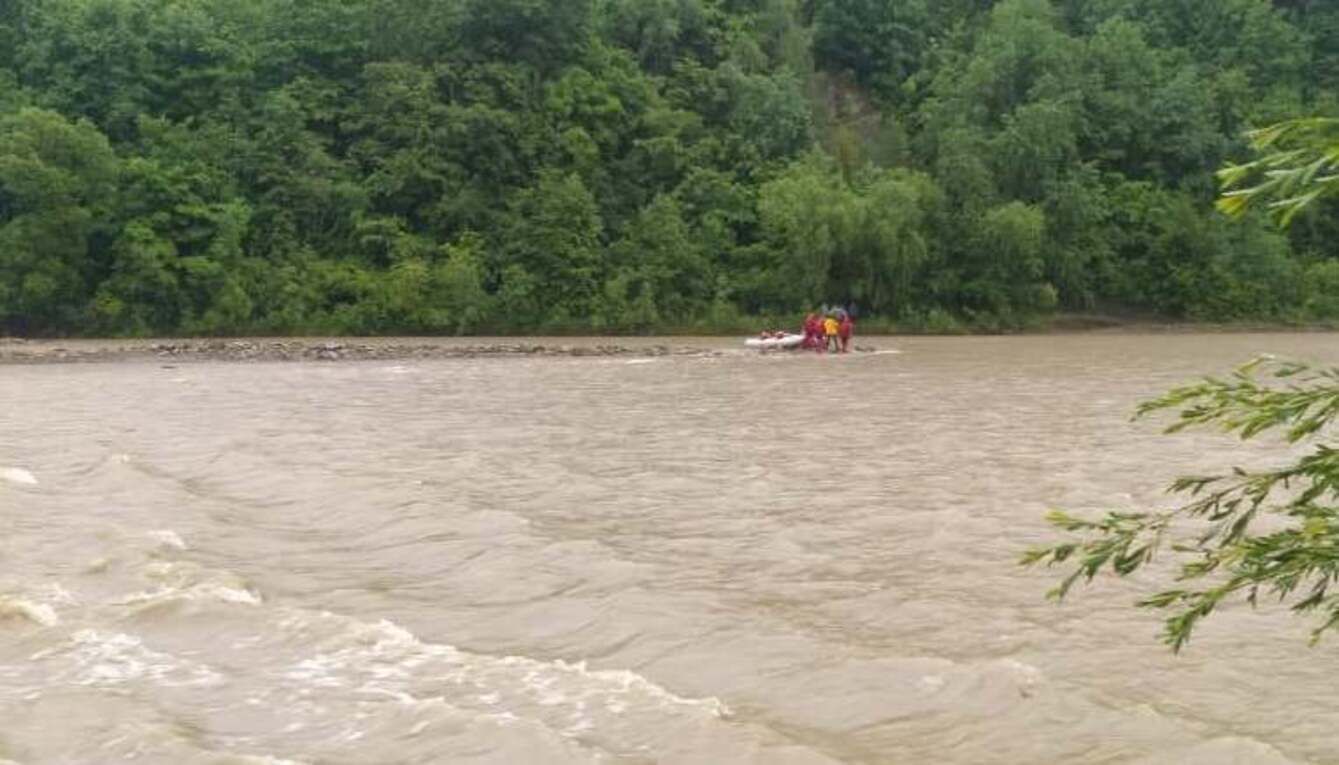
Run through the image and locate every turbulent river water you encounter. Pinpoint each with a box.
[4,334,1339,765]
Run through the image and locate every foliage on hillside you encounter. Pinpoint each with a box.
[1,0,1337,335]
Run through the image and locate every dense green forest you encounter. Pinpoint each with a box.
[1,0,1337,335]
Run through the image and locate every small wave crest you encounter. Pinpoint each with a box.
[215,756,311,765]
[147,530,188,551]
[117,583,262,608]
[0,467,37,486]
[116,560,262,612]
[0,595,59,627]
[278,612,730,748]
[33,629,222,688]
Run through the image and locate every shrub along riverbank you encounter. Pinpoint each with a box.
[2,0,1338,337]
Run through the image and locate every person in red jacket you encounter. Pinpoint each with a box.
[839,313,854,353]
[802,313,821,351]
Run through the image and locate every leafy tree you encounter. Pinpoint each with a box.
[605,194,710,326]
[0,108,117,333]
[499,171,605,324]
[989,99,1079,202]
[1024,97,1339,649]
[842,168,937,314]
[601,0,710,74]
[347,62,455,234]
[0,0,1333,335]
[1024,358,1339,650]
[811,0,929,93]
[457,0,594,73]
[243,84,365,265]
[1079,18,1221,185]
[1219,117,1339,225]
[1076,0,1309,93]
[753,155,844,310]
[960,201,1053,316]
[753,155,941,315]
[434,233,493,334]
[0,0,21,73]
[738,69,813,161]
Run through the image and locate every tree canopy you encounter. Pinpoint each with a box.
[1,0,1338,335]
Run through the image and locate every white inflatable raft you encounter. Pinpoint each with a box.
[745,334,804,350]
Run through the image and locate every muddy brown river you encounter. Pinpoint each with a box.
[2,334,1338,764]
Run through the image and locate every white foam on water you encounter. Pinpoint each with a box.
[114,559,261,610]
[279,614,731,744]
[116,583,262,608]
[43,629,222,688]
[0,467,37,486]
[918,675,947,692]
[147,530,188,551]
[624,359,659,365]
[999,658,1043,686]
[498,654,732,718]
[227,756,310,765]
[38,583,77,607]
[0,595,59,627]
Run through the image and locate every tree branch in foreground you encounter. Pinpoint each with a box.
[1218,117,1339,226]
[1022,357,1339,651]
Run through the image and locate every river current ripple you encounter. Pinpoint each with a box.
[2,334,1338,764]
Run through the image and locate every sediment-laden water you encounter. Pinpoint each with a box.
[2,334,1337,764]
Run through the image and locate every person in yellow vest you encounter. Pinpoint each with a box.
[823,314,840,353]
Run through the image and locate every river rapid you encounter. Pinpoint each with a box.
[2,334,1338,764]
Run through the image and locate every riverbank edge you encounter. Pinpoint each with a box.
[7,313,1338,345]
[0,339,739,365]
[0,338,892,364]
[1,319,1335,365]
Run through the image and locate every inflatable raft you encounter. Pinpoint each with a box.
[745,334,805,350]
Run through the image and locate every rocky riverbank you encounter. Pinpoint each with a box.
[0,338,756,364]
